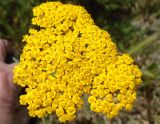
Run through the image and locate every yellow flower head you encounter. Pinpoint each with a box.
[13,2,142,122]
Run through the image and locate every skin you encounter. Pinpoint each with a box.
[0,39,29,124]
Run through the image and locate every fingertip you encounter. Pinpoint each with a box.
[9,63,17,69]
[0,39,14,62]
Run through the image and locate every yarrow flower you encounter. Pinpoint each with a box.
[13,2,142,122]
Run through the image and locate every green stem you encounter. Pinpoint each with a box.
[143,70,155,78]
[127,33,160,54]
[42,117,45,124]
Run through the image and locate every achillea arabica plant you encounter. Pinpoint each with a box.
[13,2,142,122]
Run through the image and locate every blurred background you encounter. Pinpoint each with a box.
[0,0,160,124]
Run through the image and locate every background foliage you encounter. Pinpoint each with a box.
[0,0,160,124]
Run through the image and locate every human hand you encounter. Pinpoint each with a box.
[0,39,29,124]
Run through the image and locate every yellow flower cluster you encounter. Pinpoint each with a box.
[13,2,142,122]
[88,54,142,118]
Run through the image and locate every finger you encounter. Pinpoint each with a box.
[0,40,6,62]
[0,71,8,98]
[0,39,13,62]
[0,63,19,94]
[0,64,20,110]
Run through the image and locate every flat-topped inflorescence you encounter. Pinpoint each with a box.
[13,2,142,122]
